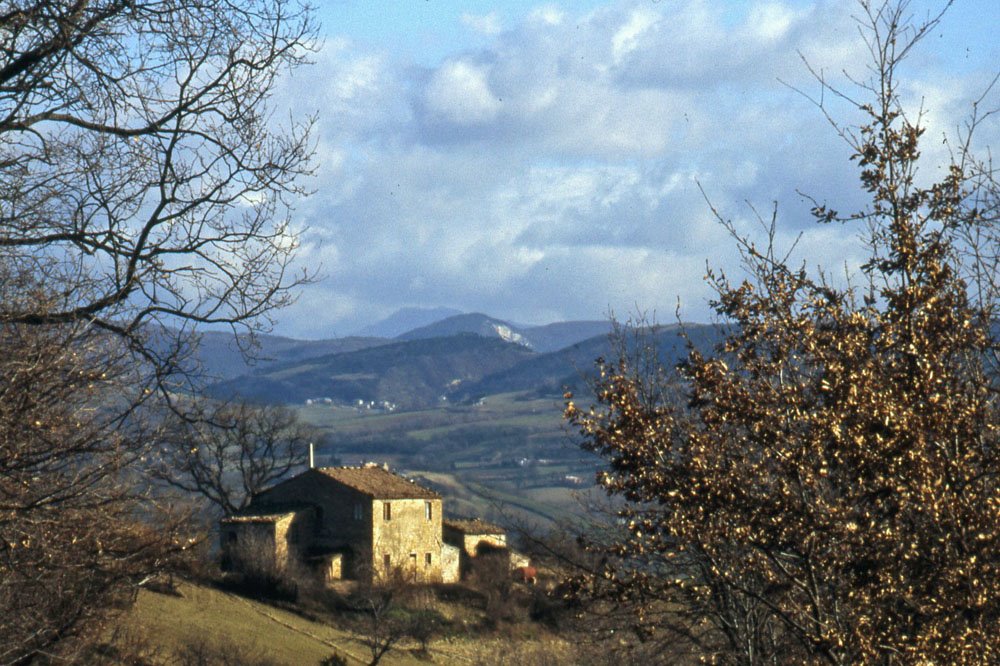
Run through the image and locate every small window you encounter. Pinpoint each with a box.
[383,554,391,570]
[383,502,391,521]
[425,501,432,521]
[425,553,432,568]
[227,531,238,544]
[354,503,363,521]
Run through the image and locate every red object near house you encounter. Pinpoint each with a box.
[515,566,537,585]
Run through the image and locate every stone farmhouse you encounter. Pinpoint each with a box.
[220,464,519,585]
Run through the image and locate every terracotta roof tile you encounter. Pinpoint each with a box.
[316,466,440,500]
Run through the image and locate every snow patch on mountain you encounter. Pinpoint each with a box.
[493,323,532,348]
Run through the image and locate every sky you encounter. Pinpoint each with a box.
[273,0,1000,338]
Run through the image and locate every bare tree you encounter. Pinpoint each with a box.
[567,2,1000,664]
[224,525,298,599]
[345,574,415,666]
[156,401,314,515]
[0,0,316,380]
[0,1,316,662]
[0,296,193,665]
[332,564,449,666]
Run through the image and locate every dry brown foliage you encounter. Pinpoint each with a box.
[566,2,1000,664]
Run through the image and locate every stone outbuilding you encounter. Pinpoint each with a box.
[443,518,508,556]
[443,518,529,577]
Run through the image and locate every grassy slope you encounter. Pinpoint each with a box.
[130,583,359,664]
[129,581,570,665]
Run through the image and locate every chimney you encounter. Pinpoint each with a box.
[309,442,314,469]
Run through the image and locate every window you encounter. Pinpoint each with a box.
[383,502,391,521]
[425,501,432,521]
[353,503,363,521]
[425,553,432,568]
[383,554,391,570]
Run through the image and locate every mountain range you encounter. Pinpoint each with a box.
[195,309,721,409]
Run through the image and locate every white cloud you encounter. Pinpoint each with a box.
[424,60,502,124]
[274,0,998,337]
[612,7,658,63]
[747,2,800,43]
[528,6,564,26]
[462,11,502,35]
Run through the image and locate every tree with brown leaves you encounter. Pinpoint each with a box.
[566,2,1000,664]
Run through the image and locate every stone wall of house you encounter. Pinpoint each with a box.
[272,513,295,571]
[253,469,373,576]
[223,509,318,574]
[509,549,531,570]
[441,543,461,584]
[372,498,444,582]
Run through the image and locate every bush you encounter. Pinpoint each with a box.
[174,636,278,666]
[319,653,349,666]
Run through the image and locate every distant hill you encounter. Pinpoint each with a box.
[396,313,614,352]
[205,333,536,409]
[397,313,531,347]
[184,330,388,382]
[520,320,613,353]
[456,323,724,400]
[203,323,724,409]
[355,306,463,338]
[179,314,615,385]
